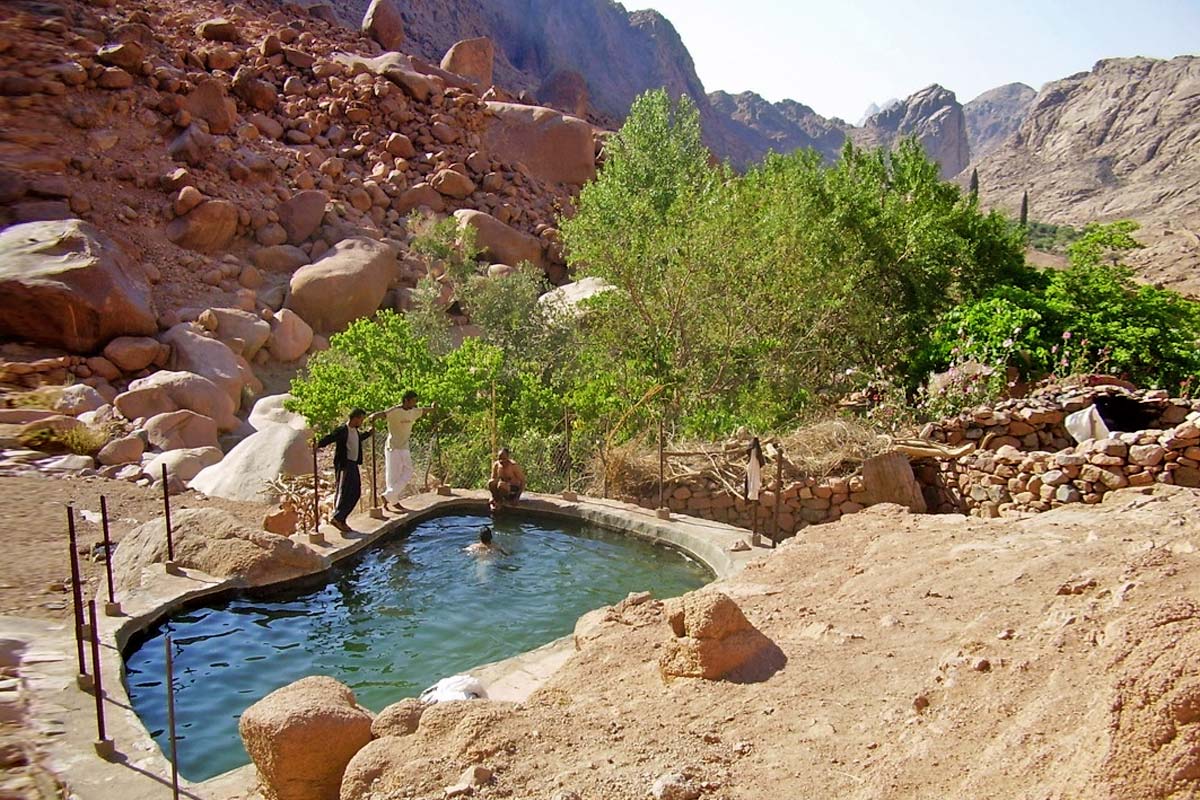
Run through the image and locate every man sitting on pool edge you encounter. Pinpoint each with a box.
[487,447,526,513]
[464,525,510,556]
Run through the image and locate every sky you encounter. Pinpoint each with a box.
[627,0,1200,122]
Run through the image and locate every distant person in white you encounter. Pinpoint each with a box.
[369,391,434,513]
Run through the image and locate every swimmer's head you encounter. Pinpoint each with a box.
[479,526,493,544]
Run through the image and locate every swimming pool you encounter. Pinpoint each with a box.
[122,513,711,781]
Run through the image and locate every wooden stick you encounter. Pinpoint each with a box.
[772,447,784,548]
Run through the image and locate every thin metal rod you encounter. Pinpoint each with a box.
[602,421,610,499]
[164,634,180,800]
[312,438,320,531]
[565,410,573,493]
[87,600,106,741]
[658,414,666,509]
[100,496,115,604]
[370,423,378,507]
[161,464,174,562]
[67,506,88,678]
[772,446,784,548]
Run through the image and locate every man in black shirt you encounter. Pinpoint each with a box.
[316,408,372,533]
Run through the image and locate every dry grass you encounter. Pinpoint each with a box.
[591,416,890,500]
[5,386,65,409]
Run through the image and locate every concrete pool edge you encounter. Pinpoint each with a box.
[7,490,765,799]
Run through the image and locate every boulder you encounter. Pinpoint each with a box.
[331,52,434,102]
[538,69,590,118]
[115,370,239,432]
[168,124,214,166]
[165,199,239,252]
[98,434,144,466]
[196,18,239,43]
[190,423,311,502]
[371,698,425,737]
[198,307,271,359]
[144,409,220,451]
[454,210,545,270]
[361,0,404,50]
[252,245,310,272]
[284,237,397,332]
[538,277,616,317]
[431,169,475,199]
[232,67,277,112]
[267,309,313,362]
[159,323,251,407]
[440,37,493,88]
[277,191,327,245]
[53,384,105,416]
[113,507,323,591]
[249,394,308,431]
[393,183,444,214]
[240,676,373,800]
[0,220,157,352]
[103,335,161,372]
[384,132,415,158]
[482,102,595,185]
[142,446,223,482]
[182,78,237,136]
[659,592,778,681]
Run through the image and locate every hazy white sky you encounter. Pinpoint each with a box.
[628,0,1200,121]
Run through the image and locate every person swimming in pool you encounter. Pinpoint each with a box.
[464,525,509,556]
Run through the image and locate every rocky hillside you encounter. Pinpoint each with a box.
[964,82,1036,160]
[707,90,847,167]
[853,84,971,179]
[972,56,1200,296]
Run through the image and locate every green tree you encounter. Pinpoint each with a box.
[1019,190,1029,227]
[968,167,979,199]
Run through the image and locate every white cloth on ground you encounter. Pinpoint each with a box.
[383,446,414,503]
[419,674,488,703]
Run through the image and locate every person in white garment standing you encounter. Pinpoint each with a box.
[370,391,435,513]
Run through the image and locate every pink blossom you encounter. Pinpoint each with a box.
[1062,331,1072,340]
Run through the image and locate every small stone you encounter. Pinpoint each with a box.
[650,772,701,800]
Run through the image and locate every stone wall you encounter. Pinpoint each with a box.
[629,386,1200,538]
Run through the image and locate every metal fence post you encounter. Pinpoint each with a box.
[67,506,90,689]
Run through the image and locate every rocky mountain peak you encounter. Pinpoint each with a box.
[853,84,971,178]
[964,82,1036,160]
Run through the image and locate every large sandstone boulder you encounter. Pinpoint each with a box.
[0,220,157,352]
[112,507,323,591]
[190,423,311,502]
[248,394,308,431]
[440,37,493,88]
[103,335,163,372]
[115,370,239,432]
[53,384,105,416]
[454,210,545,270]
[538,277,616,317]
[284,237,397,332]
[431,169,475,199]
[198,307,271,359]
[267,309,313,362]
[182,78,237,135]
[159,323,253,408]
[98,435,144,466]
[142,446,223,482]
[165,199,239,252]
[332,52,435,103]
[277,191,328,246]
[361,0,404,50]
[371,698,425,737]
[538,69,590,118]
[482,102,595,185]
[658,592,778,681]
[240,676,373,800]
[144,409,220,451]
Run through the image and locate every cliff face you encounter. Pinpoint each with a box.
[973,56,1200,295]
[853,84,971,179]
[707,91,848,168]
[964,82,1036,159]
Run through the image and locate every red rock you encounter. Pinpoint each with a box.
[440,37,493,88]
[165,200,239,252]
[277,190,327,245]
[362,0,405,49]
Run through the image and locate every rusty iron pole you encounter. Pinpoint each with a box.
[164,634,180,800]
[87,600,110,752]
[311,438,320,532]
[67,506,88,683]
[100,497,115,605]
[772,444,784,548]
[161,464,174,562]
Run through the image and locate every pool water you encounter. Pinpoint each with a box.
[123,513,710,781]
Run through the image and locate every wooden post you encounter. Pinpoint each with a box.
[87,600,113,758]
[772,444,783,548]
[751,498,760,548]
[164,635,180,800]
[100,497,120,616]
[67,506,90,688]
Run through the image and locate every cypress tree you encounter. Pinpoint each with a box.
[1019,190,1029,227]
[968,167,979,198]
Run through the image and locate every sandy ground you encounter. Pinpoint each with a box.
[329,485,1200,800]
[0,474,268,620]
